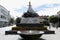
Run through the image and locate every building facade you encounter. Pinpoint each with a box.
[0,5,11,27]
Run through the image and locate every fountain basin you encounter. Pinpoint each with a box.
[18,30,43,40]
[20,34,42,40]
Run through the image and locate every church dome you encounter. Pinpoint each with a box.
[22,2,39,17]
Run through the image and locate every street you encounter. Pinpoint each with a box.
[0,25,60,40]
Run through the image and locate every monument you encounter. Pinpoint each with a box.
[16,2,44,28]
[5,2,55,40]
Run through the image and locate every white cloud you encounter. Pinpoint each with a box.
[37,7,60,16]
[1,0,60,9]
[0,0,60,19]
[10,9,23,19]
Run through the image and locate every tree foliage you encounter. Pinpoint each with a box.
[9,18,14,25]
[49,16,58,24]
[42,20,49,26]
[16,17,21,23]
[15,17,21,26]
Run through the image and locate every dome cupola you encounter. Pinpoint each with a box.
[22,2,39,17]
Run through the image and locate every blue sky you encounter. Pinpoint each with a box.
[14,3,60,13]
[0,0,60,18]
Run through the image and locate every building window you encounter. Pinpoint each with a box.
[1,15,6,19]
[1,9,7,16]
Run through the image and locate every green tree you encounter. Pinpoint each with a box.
[16,17,21,23]
[15,17,21,26]
[42,20,49,26]
[49,16,58,24]
[9,18,14,25]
